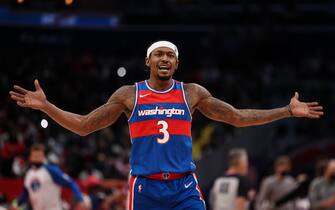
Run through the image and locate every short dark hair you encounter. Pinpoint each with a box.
[228,148,247,167]
[30,143,45,154]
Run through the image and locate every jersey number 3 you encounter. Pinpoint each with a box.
[157,120,169,144]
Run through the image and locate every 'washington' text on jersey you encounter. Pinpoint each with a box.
[138,106,185,117]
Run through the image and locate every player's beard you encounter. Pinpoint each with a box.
[157,74,172,81]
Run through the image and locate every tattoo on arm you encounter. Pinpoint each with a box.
[197,97,235,123]
[41,85,133,136]
[83,102,124,133]
[193,84,291,127]
[81,85,132,134]
[233,107,291,127]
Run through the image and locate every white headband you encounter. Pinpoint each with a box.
[146,41,179,58]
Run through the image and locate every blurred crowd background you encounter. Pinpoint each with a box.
[1,0,335,209]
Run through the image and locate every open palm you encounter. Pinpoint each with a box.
[9,79,47,110]
[290,92,323,118]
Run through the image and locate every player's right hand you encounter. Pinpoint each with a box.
[9,79,47,110]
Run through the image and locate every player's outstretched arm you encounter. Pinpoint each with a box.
[9,79,132,136]
[186,83,323,127]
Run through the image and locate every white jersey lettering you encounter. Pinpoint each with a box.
[138,106,185,117]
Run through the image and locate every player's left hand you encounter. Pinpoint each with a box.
[289,92,323,118]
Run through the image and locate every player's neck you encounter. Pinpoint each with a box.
[147,78,174,91]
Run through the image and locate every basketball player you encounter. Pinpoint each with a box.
[10,144,87,210]
[209,148,251,210]
[9,41,323,210]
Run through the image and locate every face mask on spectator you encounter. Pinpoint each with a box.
[280,171,290,176]
[329,173,335,182]
[30,162,43,168]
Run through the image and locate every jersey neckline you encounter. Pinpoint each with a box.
[144,80,175,93]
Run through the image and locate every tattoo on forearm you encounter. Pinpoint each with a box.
[236,108,289,125]
[186,83,290,127]
[83,85,134,132]
[84,102,124,131]
[199,97,236,123]
[199,97,289,127]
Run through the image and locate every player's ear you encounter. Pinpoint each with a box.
[145,56,150,67]
[175,59,179,70]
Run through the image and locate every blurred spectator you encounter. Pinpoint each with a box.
[256,156,297,210]
[12,155,27,177]
[0,193,7,210]
[209,148,252,210]
[309,159,335,210]
[83,176,104,210]
[82,175,127,210]
[0,132,25,177]
[274,175,310,210]
[315,159,330,177]
[9,144,87,210]
[100,188,127,210]
[79,162,104,180]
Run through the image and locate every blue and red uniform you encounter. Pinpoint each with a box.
[127,80,205,210]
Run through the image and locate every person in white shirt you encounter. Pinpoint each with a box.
[10,144,87,210]
[210,148,251,210]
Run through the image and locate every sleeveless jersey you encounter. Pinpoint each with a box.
[128,80,195,176]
